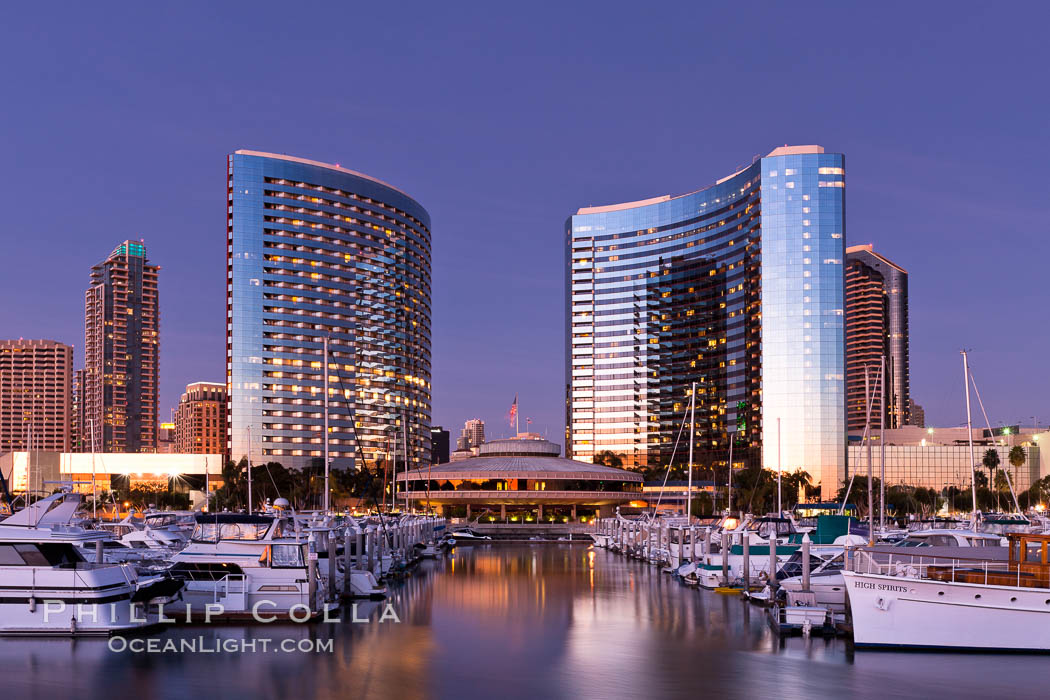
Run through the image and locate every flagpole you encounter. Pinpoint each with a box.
[516,395,520,436]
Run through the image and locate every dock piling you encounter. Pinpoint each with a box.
[801,537,811,591]
[742,536,750,590]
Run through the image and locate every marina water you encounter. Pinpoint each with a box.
[2,544,1045,700]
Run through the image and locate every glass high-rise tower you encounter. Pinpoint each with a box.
[844,244,909,431]
[227,151,432,471]
[566,145,846,498]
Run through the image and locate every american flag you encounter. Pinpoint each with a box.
[507,394,518,427]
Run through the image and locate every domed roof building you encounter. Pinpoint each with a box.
[396,435,643,521]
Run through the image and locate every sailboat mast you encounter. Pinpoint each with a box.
[727,429,734,515]
[687,382,695,522]
[246,424,253,515]
[323,335,330,513]
[963,351,978,515]
[777,417,782,516]
[880,355,886,533]
[403,408,409,513]
[865,365,874,546]
[90,418,97,520]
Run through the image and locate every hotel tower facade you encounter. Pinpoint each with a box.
[844,244,909,432]
[566,145,846,498]
[227,151,432,471]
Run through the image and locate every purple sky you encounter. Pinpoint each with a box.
[2,3,1047,447]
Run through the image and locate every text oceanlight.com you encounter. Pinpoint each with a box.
[109,637,335,654]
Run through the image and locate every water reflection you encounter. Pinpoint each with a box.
[1,545,1046,699]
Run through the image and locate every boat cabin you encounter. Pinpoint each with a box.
[928,533,1050,588]
[741,517,798,540]
[894,530,1002,548]
[190,513,283,542]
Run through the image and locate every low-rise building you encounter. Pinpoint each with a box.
[397,435,643,521]
[846,426,1049,492]
[0,451,223,497]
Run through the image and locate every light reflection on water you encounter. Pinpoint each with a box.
[1,544,1046,700]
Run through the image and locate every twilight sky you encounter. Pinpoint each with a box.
[1,2,1047,446]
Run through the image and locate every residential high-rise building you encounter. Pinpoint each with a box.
[158,422,176,453]
[430,426,450,465]
[566,145,847,498]
[71,368,88,452]
[457,419,485,451]
[83,241,160,453]
[845,244,909,431]
[908,399,925,429]
[175,381,227,455]
[0,339,73,452]
[227,151,432,470]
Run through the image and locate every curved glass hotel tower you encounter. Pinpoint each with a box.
[227,151,432,471]
[566,145,846,498]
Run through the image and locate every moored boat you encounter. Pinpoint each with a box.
[0,492,179,636]
[844,532,1050,651]
[165,513,332,622]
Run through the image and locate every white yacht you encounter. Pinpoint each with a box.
[76,525,185,563]
[165,513,332,621]
[309,521,387,599]
[444,528,492,544]
[845,532,1050,651]
[777,529,1001,614]
[0,492,181,636]
[695,516,801,588]
[141,511,195,543]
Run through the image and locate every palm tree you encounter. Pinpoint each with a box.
[982,449,1001,511]
[593,450,624,469]
[1008,446,1025,492]
[786,469,812,508]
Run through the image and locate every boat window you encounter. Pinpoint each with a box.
[219,523,269,540]
[968,538,999,547]
[272,544,305,568]
[815,553,845,571]
[14,544,51,566]
[169,562,246,581]
[38,543,85,565]
[192,523,221,543]
[0,545,26,565]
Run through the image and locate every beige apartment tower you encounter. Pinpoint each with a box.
[0,339,73,452]
[175,381,228,455]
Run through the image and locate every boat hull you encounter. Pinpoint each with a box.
[843,570,1050,651]
[781,573,847,612]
